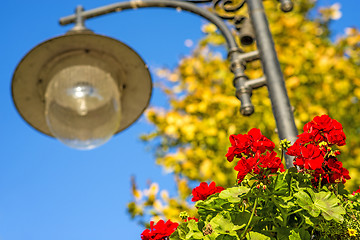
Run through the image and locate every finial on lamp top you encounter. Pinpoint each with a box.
[68,5,93,33]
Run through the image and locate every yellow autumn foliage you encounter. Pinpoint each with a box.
[128,0,360,223]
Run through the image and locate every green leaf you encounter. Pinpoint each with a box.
[247,231,271,240]
[196,197,229,219]
[313,191,345,222]
[294,189,320,218]
[276,227,291,240]
[289,229,311,240]
[273,195,295,209]
[219,186,249,203]
[273,173,289,195]
[276,227,310,240]
[294,189,346,223]
[209,212,242,235]
[230,211,252,229]
[170,221,205,240]
[170,222,188,240]
[204,234,217,240]
[186,220,204,239]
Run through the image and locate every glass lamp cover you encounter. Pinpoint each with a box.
[45,64,121,150]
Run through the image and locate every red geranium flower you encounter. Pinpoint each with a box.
[234,155,259,183]
[234,151,285,183]
[289,143,325,170]
[287,115,349,186]
[191,181,224,202]
[326,128,346,146]
[141,220,179,240]
[225,128,274,162]
[286,141,302,156]
[247,128,275,154]
[296,132,316,145]
[326,158,351,184]
[301,115,346,146]
[259,151,285,173]
[225,134,251,161]
[310,157,351,186]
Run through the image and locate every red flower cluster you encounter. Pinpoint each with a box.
[226,128,275,162]
[287,115,350,185]
[141,220,179,240]
[226,128,284,183]
[191,181,224,202]
[302,115,346,146]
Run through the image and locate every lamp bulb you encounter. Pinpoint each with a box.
[45,65,121,150]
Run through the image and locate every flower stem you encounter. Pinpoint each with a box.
[318,174,322,190]
[241,197,258,239]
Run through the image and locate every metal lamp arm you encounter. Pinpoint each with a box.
[59,0,255,116]
[59,0,239,51]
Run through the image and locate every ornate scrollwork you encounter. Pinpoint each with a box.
[184,0,246,20]
[211,0,246,19]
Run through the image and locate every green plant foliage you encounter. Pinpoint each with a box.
[168,169,360,239]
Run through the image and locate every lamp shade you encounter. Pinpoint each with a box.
[12,31,152,148]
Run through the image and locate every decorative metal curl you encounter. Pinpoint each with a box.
[211,0,246,20]
[183,0,246,21]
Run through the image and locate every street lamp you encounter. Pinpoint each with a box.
[11,0,298,167]
[12,7,152,150]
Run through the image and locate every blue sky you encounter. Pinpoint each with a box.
[0,0,359,239]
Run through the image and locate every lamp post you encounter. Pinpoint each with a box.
[11,0,298,167]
